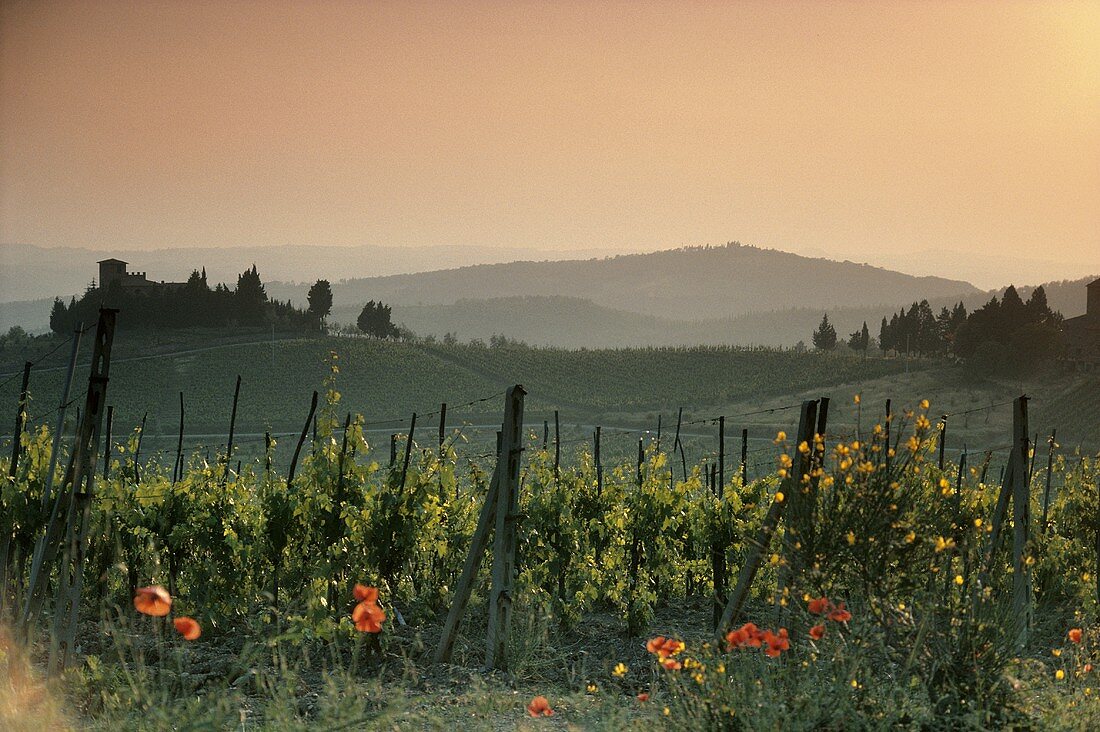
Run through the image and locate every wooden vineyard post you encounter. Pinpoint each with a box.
[811,397,830,524]
[389,434,397,466]
[0,360,30,618]
[7,361,31,478]
[673,407,686,485]
[938,415,948,471]
[223,375,241,484]
[485,385,526,672]
[1009,396,1031,647]
[741,428,749,487]
[400,413,416,491]
[777,400,820,621]
[438,404,447,499]
[21,323,83,629]
[542,420,548,450]
[977,396,1030,640]
[718,400,817,634]
[718,416,725,496]
[439,403,447,450]
[38,308,116,672]
[40,323,83,510]
[434,439,503,664]
[1041,430,1056,533]
[553,410,560,482]
[594,426,603,497]
[132,412,147,483]
[271,391,319,610]
[434,388,523,667]
[173,392,185,483]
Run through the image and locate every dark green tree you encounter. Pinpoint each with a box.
[848,321,870,356]
[49,297,68,335]
[234,264,268,326]
[812,313,837,351]
[357,300,397,338]
[307,279,334,328]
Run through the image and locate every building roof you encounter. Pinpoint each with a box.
[97,258,128,265]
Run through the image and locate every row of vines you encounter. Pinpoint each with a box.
[3,365,1097,657]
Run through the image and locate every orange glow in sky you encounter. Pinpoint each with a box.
[1,0,1097,280]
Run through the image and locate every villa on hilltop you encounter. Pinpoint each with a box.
[97,258,186,293]
[1063,277,1100,371]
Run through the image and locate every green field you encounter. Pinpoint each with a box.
[3,332,1097,479]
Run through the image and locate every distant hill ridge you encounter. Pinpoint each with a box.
[318,243,979,321]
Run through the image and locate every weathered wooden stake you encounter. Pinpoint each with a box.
[173,392,185,483]
[938,415,948,470]
[594,426,603,496]
[8,361,31,478]
[674,407,686,483]
[0,356,35,616]
[287,392,319,491]
[32,309,116,670]
[741,428,748,486]
[132,412,146,483]
[223,375,241,484]
[719,400,817,634]
[434,445,503,664]
[438,403,447,449]
[400,413,416,491]
[778,400,820,617]
[1010,396,1031,647]
[553,410,560,482]
[1041,430,1057,533]
[42,323,84,511]
[718,416,725,497]
[485,385,525,671]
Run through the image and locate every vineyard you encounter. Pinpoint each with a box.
[2,315,1100,729]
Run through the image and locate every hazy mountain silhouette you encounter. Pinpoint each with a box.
[303,243,979,322]
[0,242,628,303]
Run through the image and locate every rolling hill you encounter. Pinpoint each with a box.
[304,243,979,322]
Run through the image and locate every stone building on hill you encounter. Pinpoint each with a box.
[97,258,186,293]
[1063,277,1100,371]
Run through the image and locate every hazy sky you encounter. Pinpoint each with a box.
[2,0,1098,284]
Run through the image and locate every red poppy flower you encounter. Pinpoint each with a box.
[353,584,378,604]
[637,692,649,702]
[134,585,172,617]
[173,616,201,640]
[828,602,852,623]
[762,628,790,657]
[527,695,554,717]
[647,636,684,658]
[661,657,682,671]
[809,624,826,640]
[1069,628,1083,644]
[726,622,764,650]
[808,596,833,615]
[352,600,386,633]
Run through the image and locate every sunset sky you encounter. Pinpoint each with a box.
[2,0,1098,286]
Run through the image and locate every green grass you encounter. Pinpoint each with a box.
[1,330,1095,467]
